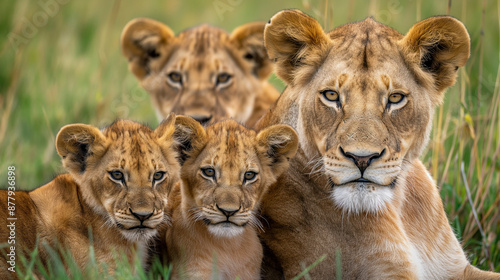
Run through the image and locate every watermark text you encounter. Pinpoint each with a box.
[6,166,16,273]
[8,0,70,50]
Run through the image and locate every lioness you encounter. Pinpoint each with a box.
[165,117,298,280]
[0,117,179,277]
[257,10,499,279]
[121,18,280,127]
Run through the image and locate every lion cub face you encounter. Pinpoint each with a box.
[173,117,298,237]
[122,19,273,125]
[265,10,469,214]
[56,116,179,241]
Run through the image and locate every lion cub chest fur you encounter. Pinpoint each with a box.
[166,117,298,280]
[0,117,179,276]
[121,19,280,127]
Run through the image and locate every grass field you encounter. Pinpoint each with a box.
[1,0,499,276]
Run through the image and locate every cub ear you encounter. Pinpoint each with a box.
[56,124,106,175]
[401,16,470,97]
[230,22,273,80]
[173,116,207,165]
[121,18,175,80]
[155,113,176,153]
[257,124,298,176]
[264,9,330,85]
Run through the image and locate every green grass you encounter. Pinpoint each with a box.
[15,242,172,280]
[15,243,319,280]
[0,0,499,275]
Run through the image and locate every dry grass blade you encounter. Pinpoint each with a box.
[476,0,486,130]
[460,162,491,268]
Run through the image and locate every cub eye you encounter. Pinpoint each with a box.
[216,73,232,85]
[109,170,124,182]
[201,168,216,179]
[168,72,183,84]
[243,171,257,182]
[321,90,339,102]
[388,93,405,104]
[153,171,166,182]
[244,53,254,60]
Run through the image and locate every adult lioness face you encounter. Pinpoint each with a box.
[121,19,274,125]
[264,10,469,214]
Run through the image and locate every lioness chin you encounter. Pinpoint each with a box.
[0,116,179,277]
[165,117,298,280]
[256,9,500,279]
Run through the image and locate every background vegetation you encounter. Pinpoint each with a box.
[0,0,499,276]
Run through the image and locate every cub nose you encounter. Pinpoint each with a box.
[340,147,384,175]
[190,115,212,125]
[216,204,240,218]
[129,208,154,222]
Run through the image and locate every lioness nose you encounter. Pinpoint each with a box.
[129,208,154,222]
[190,115,212,125]
[216,204,240,218]
[340,147,384,175]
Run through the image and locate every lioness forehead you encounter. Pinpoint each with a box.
[315,19,421,95]
[291,18,422,94]
[328,18,403,68]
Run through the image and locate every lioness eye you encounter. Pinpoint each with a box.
[109,170,124,181]
[202,168,216,178]
[216,73,232,85]
[388,93,404,104]
[321,90,339,102]
[168,72,183,84]
[244,171,257,182]
[153,171,166,182]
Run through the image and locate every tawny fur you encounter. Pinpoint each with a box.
[256,9,499,279]
[121,18,280,128]
[166,117,298,280]
[0,118,179,278]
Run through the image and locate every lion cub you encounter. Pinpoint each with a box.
[0,116,179,276]
[121,19,280,127]
[166,117,298,280]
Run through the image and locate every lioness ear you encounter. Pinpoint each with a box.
[121,18,175,80]
[257,124,299,175]
[56,124,107,175]
[401,16,470,98]
[155,113,176,153]
[230,22,273,80]
[264,9,330,85]
[173,116,207,165]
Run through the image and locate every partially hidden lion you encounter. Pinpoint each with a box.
[0,117,179,277]
[121,18,280,127]
[165,116,298,280]
[256,9,500,279]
